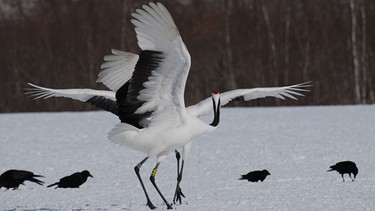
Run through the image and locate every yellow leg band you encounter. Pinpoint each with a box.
[151,168,157,177]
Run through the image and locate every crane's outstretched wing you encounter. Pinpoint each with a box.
[25,83,118,115]
[115,2,191,128]
[187,82,311,117]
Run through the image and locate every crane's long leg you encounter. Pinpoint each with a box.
[150,163,173,209]
[134,157,156,210]
[173,150,185,204]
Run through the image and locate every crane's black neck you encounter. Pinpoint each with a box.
[210,98,220,127]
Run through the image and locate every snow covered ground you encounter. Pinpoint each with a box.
[1,105,375,210]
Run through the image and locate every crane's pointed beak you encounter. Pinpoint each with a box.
[210,90,220,127]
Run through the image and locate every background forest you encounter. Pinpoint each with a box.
[1,0,374,112]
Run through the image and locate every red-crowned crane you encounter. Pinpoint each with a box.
[26,2,310,209]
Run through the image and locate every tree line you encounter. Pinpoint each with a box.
[1,0,374,112]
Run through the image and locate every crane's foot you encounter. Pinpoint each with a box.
[173,184,185,204]
[166,203,173,209]
[147,200,156,210]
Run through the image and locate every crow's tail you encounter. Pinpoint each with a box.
[47,182,59,188]
[239,175,246,180]
[28,177,44,185]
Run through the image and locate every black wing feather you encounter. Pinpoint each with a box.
[116,50,163,128]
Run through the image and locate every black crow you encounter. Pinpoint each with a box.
[47,170,93,188]
[239,169,271,182]
[0,169,44,190]
[327,161,358,181]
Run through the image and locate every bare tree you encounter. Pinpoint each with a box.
[223,0,237,91]
[350,0,361,104]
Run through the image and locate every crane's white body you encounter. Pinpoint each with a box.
[109,111,215,159]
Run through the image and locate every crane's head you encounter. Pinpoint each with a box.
[212,89,220,100]
[211,90,220,107]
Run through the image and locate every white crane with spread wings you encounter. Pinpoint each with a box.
[26,2,310,209]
